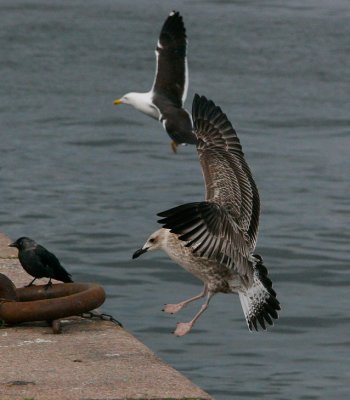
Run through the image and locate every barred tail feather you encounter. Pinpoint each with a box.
[238,254,280,331]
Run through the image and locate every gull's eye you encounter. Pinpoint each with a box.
[149,238,155,243]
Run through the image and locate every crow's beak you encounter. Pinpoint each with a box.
[8,242,16,248]
[132,247,148,259]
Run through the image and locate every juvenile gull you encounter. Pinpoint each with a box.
[114,11,197,153]
[9,237,73,287]
[133,94,280,336]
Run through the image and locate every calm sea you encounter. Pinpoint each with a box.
[1,1,349,398]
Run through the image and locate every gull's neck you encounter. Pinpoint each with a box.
[125,92,159,119]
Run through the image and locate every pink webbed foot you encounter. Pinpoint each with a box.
[174,322,193,337]
[162,286,209,315]
[162,303,185,314]
[171,291,214,337]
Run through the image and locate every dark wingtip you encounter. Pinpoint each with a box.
[192,93,223,131]
[192,93,207,116]
[161,10,186,40]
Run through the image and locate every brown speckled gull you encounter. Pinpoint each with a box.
[133,94,280,336]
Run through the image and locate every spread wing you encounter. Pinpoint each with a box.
[194,94,260,247]
[158,94,260,277]
[152,11,188,109]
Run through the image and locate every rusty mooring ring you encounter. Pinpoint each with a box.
[0,273,105,324]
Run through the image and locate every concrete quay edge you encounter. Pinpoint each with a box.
[0,233,212,400]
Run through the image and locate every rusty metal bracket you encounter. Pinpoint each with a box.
[0,273,106,329]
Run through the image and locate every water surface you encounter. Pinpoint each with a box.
[1,1,349,398]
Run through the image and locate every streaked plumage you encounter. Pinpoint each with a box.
[9,237,73,287]
[114,11,197,152]
[133,94,280,336]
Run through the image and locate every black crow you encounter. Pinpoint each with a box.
[9,237,73,287]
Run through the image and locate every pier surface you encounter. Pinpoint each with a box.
[0,233,212,400]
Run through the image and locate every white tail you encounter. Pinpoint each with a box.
[239,254,280,331]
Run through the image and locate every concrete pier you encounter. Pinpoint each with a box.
[0,233,212,400]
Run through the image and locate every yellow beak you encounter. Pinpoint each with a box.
[113,99,123,105]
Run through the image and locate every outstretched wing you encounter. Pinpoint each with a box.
[152,11,188,109]
[193,94,260,246]
[158,95,260,277]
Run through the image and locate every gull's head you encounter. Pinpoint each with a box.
[113,92,136,106]
[132,229,166,259]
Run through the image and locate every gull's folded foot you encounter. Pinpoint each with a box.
[171,141,178,154]
[162,303,185,314]
[174,322,193,337]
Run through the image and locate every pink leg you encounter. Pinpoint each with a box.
[174,292,214,337]
[162,285,208,314]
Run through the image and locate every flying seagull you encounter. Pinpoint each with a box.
[114,11,197,153]
[133,94,280,336]
[9,237,73,287]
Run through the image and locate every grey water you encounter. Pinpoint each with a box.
[1,0,349,398]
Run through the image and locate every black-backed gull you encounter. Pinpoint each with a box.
[133,94,280,336]
[114,11,197,153]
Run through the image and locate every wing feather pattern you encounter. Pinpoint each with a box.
[151,11,196,145]
[157,95,260,278]
[152,11,187,108]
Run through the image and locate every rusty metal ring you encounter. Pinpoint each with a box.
[0,273,105,324]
